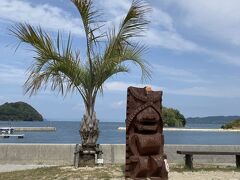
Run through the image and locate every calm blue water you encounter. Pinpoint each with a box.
[0,121,239,145]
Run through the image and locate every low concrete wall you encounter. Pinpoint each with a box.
[0,144,239,165]
[101,144,240,165]
[0,144,75,165]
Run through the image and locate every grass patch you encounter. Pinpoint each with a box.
[0,164,239,179]
[0,165,124,180]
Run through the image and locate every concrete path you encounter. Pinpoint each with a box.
[0,165,53,172]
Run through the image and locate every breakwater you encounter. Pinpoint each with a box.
[0,144,239,166]
[118,127,240,132]
[14,127,56,132]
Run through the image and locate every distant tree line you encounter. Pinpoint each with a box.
[221,119,240,129]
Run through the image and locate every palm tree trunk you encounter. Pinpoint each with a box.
[79,102,99,146]
[77,100,100,167]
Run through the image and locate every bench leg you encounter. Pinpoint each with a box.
[185,154,193,169]
[236,155,240,168]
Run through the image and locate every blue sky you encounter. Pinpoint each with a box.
[1,0,240,121]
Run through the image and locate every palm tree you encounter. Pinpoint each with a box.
[10,0,151,147]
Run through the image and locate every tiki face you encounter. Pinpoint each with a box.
[135,107,160,133]
[125,86,168,180]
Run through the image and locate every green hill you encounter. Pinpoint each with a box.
[162,107,186,127]
[0,102,43,121]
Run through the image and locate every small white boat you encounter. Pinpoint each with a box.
[0,127,24,138]
[118,127,126,131]
[0,127,14,134]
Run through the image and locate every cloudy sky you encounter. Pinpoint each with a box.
[1,0,240,121]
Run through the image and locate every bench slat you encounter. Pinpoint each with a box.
[177,151,240,155]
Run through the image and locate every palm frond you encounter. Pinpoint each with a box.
[71,0,105,49]
[10,23,88,101]
[120,0,150,40]
[95,42,150,93]
[102,0,150,81]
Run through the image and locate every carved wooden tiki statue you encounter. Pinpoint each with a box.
[125,86,169,180]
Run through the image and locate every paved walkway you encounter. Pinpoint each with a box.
[0,165,53,172]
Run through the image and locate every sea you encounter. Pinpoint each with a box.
[0,121,239,145]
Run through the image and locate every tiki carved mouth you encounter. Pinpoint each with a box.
[136,107,159,123]
[135,107,159,132]
[135,123,158,132]
[140,121,157,126]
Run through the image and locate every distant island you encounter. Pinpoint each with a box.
[0,102,43,121]
[221,119,240,129]
[162,107,186,127]
[187,116,240,125]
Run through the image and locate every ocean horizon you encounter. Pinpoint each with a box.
[0,121,239,145]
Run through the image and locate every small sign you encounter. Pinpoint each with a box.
[97,158,103,164]
[164,159,170,172]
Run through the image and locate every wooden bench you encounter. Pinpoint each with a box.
[177,150,240,169]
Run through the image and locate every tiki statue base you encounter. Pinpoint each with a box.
[74,144,103,167]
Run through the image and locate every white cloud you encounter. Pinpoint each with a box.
[99,0,130,17]
[166,0,240,46]
[165,86,240,98]
[0,64,56,96]
[111,100,126,109]
[72,102,84,111]
[155,64,193,77]
[151,7,174,31]
[104,81,138,91]
[96,0,130,31]
[104,81,162,92]
[205,50,240,66]
[154,64,210,83]
[0,64,25,84]
[98,0,199,52]
[145,29,200,51]
[143,7,200,51]
[0,0,83,36]
[104,81,240,98]
[151,0,240,66]
[2,0,198,53]
[145,6,201,51]
[2,0,238,58]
